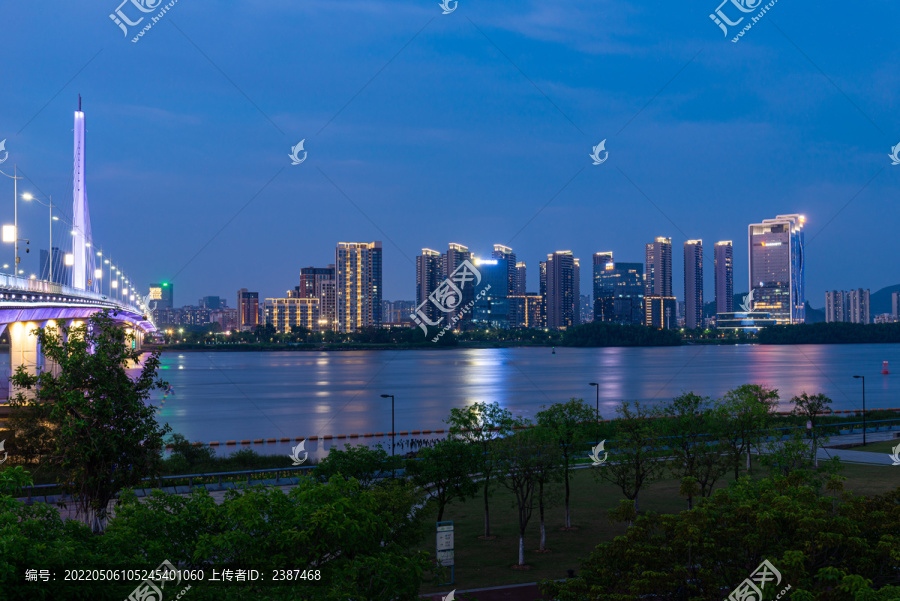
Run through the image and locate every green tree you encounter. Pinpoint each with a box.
[8,312,170,532]
[592,401,664,513]
[791,392,833,466]
[445,401,515,538]
[535,398,595,529]
[659,392,729,509]
[492,422,547,567]
[313,443,399,489]
[718,384,779,478]
[406,438,479,521]
[530,424,564,551]
[0,466,32,497]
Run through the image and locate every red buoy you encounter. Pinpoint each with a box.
[883,361,890,375]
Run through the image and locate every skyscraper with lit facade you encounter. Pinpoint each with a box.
[545,251,578,330]
[415,249,444,325]
[748,214,805,324]
[714,241,734,316]
[683,240,703,330]
[335,241,382,333]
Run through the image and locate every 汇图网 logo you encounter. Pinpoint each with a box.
[0,439,7,464]
[289,140,307,165]
[739,289,755,313]
[439,0,457,15]
[889,143,900,166]
[890,443,900,466]
[589,440,608,466]
[0,139,8,164]
[289,440,308,466]
[411,260,483,337]
[589,140,608,165]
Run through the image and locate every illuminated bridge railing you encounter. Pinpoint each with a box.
[0,273,144,315]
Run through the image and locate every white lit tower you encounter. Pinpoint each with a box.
[72,96,98,292]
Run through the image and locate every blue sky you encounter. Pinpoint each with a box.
[1,0,897,307]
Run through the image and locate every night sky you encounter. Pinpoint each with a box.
[1,1,897,307]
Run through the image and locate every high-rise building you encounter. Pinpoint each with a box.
[749,214,805,324]
[416,249,444,325]
[199,296,223,310]
[594,257,644,326]
[714,241,734,315]
[545,251,577,330]
[645,296,677,329]
[573,258,581,326]
[825,290,847,323]
[473,258,510,328]
[892,291,900,321]
[335,241,382,333]
[237,288,259,330]
[515,262,527,295]
[492,244,517,297]
[149,282,174,310]
[299,266,335,298]
[644,237,673,298]
[264,297,321,334]
[592,252,614,322]
[539,261,547,328]
[443,243,474,329]
[847,289,870,324]
[683,240,703,330]
[383,300,416,325]
[40,247,71,286]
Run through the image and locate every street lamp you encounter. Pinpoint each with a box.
[589,382,600,423]
[22,193,54,282]
[380,394,396,476]
[0,165,23,272]
[853,375,866,445]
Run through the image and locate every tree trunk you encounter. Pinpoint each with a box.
[483,482,491,537]
[518,534,525,566]
[687,495,693,510]
[539,482,547,551]
[746,448,751,472]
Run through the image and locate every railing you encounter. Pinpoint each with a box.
[0,272,143,314]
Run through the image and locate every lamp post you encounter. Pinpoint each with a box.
[22,193,53,282]
[853,375,866,445]
[0,165,23,273]
[589,382,599,423]
[380,394,395,476]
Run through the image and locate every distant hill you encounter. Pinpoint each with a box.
[805,302,825,323]
[872,284,900,315]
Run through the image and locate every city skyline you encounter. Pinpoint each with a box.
[1,3,896,306]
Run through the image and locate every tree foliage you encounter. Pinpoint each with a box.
[8,312,170,532]
[313,443,400,489]
[406,438,480,521]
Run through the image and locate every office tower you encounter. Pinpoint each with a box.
[515,262,527,295]
[383,300,416,325]
[714,241,734,315]
[264,297,321,334]
[237,288,259,330]
[416,249,444,325]
[40,247,70,286]
[299,266,335,298]
[149,282,174,310]
[545,251,577,329]
[595,257,645,325]
[748,214,805,324]
[441,243,474,329]
[645,296,677,329]
[199,296,223,310]
[491,244,518,297]
[573,258,581,326]
[825,291,847,323]
[847,289,870,324]
[893,292,900,321]
[473,257,510,328]
[683,240,703,330]
[335,241,382,333]
[592,252,614,321]
[539,260,547,328]
[644,237,673,298]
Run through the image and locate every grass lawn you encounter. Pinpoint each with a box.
[852,439,900,455]
[416,463,900,595]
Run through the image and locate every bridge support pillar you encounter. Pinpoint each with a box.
[39,320,63,377]
[9,321,40,399]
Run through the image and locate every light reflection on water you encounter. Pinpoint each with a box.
[127,344,900,455]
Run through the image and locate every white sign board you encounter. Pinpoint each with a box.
[436,549,454,566]
[437,530,454,551]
